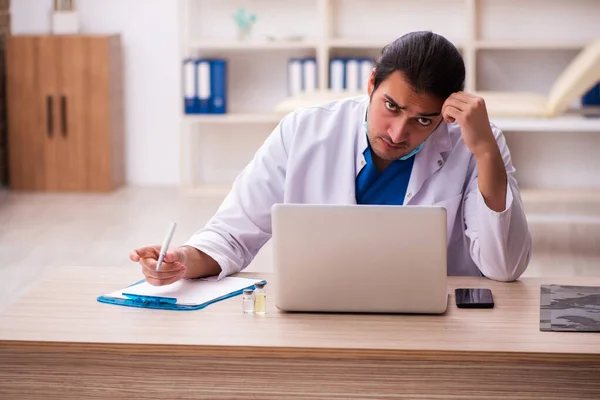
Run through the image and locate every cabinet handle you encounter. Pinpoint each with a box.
[46,95,53,138]
[60,95,67,137]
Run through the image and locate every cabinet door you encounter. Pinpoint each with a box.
[85,36,117,191]
[5,36,51,190]
[38,36,62,191]
[56,36,88,191]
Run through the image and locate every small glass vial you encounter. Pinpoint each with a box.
[242,289,254,314]
[253,282,266,314]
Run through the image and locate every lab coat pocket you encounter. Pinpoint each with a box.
[433,192,464,245]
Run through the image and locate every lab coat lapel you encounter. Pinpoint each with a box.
[404,122,452,205]
[349,100,370,205]
[349,129,367,205]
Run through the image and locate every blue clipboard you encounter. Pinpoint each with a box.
[97,278,267,311]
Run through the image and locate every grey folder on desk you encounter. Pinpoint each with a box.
[540,285,600,332]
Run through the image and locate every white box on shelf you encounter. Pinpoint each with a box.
[52,11,80,34]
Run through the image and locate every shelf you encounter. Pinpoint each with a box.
[329,38,464,50]
[188,40,319,51]
[492,116,600,132]
[328,39,390,49]
[521,188,600,203]
[475,40,587,50]
[184,113,284,124]
[521,188,600,224]
[183,112,600,132]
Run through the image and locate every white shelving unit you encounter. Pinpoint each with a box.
[183,113,600,132]
[184,112,285,125]
[188,40,321,50]
[493,117,600,133]
[475,40,588,51]
[178,0,600,196]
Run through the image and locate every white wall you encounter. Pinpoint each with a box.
[11,0,181,186]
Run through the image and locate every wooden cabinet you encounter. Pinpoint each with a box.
[5,34,124,192]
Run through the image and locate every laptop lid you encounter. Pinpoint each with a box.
[271,203,448,314]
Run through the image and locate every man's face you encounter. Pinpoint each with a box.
[366,70,445,161]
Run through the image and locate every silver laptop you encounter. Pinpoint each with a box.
[271,203,449,314]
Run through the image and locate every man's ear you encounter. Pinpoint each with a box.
[367,68,375,96]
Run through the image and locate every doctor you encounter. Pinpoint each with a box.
[131,31,532,286]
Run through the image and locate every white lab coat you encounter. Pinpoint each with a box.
[185,95,532,282]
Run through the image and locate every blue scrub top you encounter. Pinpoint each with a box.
[355,140,415,205]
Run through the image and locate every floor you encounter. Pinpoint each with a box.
[1,186,599,311]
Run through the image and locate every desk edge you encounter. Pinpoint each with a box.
[1,340,599,364]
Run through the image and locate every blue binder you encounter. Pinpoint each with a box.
[288,57,303,96]
[97,277,266,311]
[582,82,600,106]
[358,57,374,91]
[183,58,196,114]
[302,57,318,92]
[210,58,227,114]
[345,58,359,92]
[330,57,346,91]
[196,59,211,113]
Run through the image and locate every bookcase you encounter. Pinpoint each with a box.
[178,0,600,199]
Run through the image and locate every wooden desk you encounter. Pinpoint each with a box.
[1,266,599,399]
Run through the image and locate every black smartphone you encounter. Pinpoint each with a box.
[455,288,494,308]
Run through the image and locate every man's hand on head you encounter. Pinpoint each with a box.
[442,92,498,158]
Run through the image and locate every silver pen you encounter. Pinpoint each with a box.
[156,222,177,271]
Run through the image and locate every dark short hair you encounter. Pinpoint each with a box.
[373,31,465,101]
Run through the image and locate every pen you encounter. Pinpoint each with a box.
[156,222,177,272]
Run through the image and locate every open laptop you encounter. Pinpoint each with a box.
[270,203,449,314]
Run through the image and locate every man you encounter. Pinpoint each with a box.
[131,31,532,286]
